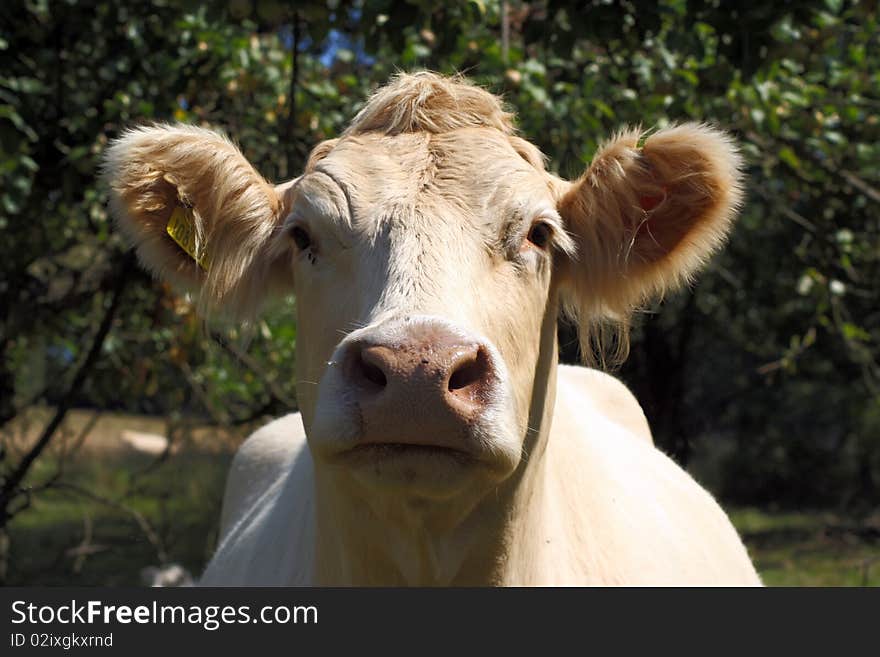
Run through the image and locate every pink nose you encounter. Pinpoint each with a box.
[339,325,497,449]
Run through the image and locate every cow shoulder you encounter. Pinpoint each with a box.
[202,413,314,586]
[547,395,758,584]
[219,412,307,538]
[556,364,652,443]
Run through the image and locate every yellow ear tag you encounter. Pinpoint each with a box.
[166,206,210,271]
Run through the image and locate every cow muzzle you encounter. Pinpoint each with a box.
[308,316,521,489]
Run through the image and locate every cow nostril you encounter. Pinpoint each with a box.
[360,358,387,388]
[448,347,490,394]
[352,345,389,390]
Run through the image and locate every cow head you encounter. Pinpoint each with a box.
[104,73,741,507]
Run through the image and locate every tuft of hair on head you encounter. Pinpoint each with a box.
[558,122,745,368]
[344,71,516,137]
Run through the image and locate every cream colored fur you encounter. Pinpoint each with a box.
[101,123,291,319]
[104,72,759,586]
[557,124,744,361]
[204,365,754,585]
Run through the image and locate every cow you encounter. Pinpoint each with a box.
[103,72,761,586]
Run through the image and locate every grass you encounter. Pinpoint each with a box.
[730,508,880,586]
[4,433,236,586]
[2,406,253,585]
[3,412,878,586]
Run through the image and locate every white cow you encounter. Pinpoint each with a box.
[104,72,760,586]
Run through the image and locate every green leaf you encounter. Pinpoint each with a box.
[842,323,870,342]
[778,146,801,170]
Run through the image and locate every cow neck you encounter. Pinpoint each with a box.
[311,303,561,586]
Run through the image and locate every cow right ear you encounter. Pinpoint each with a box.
[102,123,295,320]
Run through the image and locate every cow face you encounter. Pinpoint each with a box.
[104,73,741,503]
[284,128,571,500]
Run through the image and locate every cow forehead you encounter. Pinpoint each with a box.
[311,128,554,234]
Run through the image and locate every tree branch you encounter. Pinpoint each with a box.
[283,12,300,179]
[0,255,133,528]
[210,330,297,410]
[49,481,167,564]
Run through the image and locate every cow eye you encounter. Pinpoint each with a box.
[526,221,552,249]
[289,225,312,251]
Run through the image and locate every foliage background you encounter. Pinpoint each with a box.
[1,0,878,585]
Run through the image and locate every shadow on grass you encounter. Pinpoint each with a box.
[5,448,233,586]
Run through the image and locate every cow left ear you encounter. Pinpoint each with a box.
[557,123,744,342]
